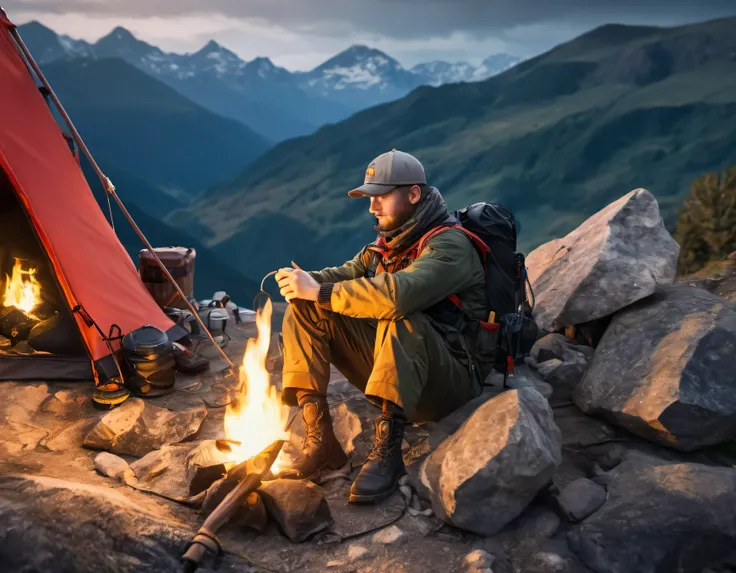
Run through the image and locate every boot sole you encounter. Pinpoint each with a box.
[348,479,400,504]
[293,451,350,484]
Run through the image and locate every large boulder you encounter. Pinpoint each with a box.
[0,474,190,573]
[83,398,207,457]
[567,457,736,573]
[526,189,679,332]
[418,388,561,536]
[572,284,736,451]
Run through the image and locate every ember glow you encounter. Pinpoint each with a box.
[3,258,41,315]
[224,297,290,472]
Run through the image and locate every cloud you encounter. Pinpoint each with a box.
[3,0,735,69]
[5,0,735,38]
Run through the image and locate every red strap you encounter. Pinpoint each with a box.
[448,294,462,308]
[480,320,499,333]
[507,354,514,374]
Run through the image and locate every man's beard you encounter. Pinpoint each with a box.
[375,205,415,232]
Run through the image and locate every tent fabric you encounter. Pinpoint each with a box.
[0,14,177,379]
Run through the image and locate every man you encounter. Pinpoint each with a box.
[275,149,494,504]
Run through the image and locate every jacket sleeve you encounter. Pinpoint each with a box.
[316,230,480,320]
[308,248,369,284]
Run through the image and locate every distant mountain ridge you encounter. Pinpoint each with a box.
[167,16,736,282]
[17,21,522,141]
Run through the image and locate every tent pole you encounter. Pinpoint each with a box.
[7,21,236,373]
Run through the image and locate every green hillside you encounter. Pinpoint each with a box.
[42,58,270,199]
[81,161,261,305]
[171,17,736,281]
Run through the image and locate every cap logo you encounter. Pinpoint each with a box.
[366,166,375,178]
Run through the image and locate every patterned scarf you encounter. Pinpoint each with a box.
[375,186,451,256]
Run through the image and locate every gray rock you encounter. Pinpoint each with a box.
[130,449,172,481]
[557,478,607,522]
[94,452,130,481]
[572,284,736,451]
[372,525,406,545]
[347,545,370,562]
[526,188,679,332]
[0,474,190,572]
[464,549,495,570]
[330,401,363,455]
[567,459,736,573]
[528,334,595,403]
[258,479,332,542]
[184,440,231,495]
[419,388,562,536]
[83,398,207,457]
[515,506,561,539]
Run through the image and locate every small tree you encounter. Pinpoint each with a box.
[674,165,736,275]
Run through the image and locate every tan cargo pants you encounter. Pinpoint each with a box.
[281,300,482,422]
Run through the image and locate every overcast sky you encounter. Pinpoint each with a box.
[4,0,735,70]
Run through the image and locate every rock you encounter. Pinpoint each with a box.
[326,560,346,568]
[258,479,332,542]
[372,525,406,546]
[330,401,363,455]
[507,538,592,573]
[527,334,594,403]
[231,492,268,533]
[464,549,495,570]
[515,506,561,539]
[526,188,679,332]
[400,485,412,503]
[419,388,561,536]
[567,459,736,573]
[94,452,131,480]
[0,474,190,572]
[572,284,736,451]
[504,366,554,400]
[184,440,231,495]
[348,545,370,562]
[83,398,207,457]
[45,419,97,452]
[130,449,172,481]
[556,478,606,522]
[41,389,91,420]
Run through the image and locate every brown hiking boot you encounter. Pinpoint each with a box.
[277,400,348,482]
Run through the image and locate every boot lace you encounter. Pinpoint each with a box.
[365,425,397,466]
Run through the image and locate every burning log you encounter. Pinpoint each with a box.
[0,306,39,344]
[181,439,284,573]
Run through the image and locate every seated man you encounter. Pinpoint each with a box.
[275,149,494,503]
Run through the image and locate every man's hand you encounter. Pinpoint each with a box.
[275,267,320,302]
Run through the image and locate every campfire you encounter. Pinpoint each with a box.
[0,257,46,346]
[223,296,291,472]
[3,257,41,318]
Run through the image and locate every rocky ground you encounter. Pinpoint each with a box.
[2,188,736,573]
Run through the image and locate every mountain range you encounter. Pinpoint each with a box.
[168,17,736,282]
[17,21,522,142]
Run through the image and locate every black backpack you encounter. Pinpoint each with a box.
[452,203,538,386]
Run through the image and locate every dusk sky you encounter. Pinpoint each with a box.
[4,0,736,70]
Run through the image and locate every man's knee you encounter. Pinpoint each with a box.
[283,299,326,327]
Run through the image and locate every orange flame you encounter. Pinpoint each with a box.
[3,258,41,315]
[223,297,291,472]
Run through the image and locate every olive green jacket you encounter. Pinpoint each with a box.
[309,229,486,322]
[308,229,496,379]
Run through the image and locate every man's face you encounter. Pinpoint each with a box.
[369,185,421,231]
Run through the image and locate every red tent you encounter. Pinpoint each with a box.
[0,12,185,384]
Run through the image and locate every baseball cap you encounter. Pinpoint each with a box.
[348,149,427,198]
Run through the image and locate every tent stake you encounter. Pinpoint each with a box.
[7,19,236,374]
